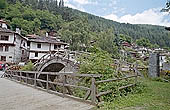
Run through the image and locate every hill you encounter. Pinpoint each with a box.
[1,0,170,52]
[54,7,170,48]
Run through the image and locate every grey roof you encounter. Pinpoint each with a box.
[0,28,28,40]
[0,28,15,33]
[28,36,68,45]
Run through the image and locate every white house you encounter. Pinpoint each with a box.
[0,20,28,63]
[27,35,68,62]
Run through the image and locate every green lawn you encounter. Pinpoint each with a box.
[96,79,170,110]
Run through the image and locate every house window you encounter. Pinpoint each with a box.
[22,50,24,55]
[0,46,3,51]
[23,43,25,47]
[5,46,9,52]
[27,42,30,47]
[0,35,9,41]
[9,56,12,58]
[1,56,6,61]
[35,52,38,57]
[37,44,41,48]
[54,45,61,49]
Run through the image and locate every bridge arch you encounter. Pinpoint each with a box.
[42,63,65,72]
[37,57,78,73]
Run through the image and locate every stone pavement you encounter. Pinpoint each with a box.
[0,75,94,110]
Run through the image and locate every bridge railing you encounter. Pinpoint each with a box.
[3,70,101,105]
[3,70,140,105]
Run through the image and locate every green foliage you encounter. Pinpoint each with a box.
[94,28,119,57]
[151,77,169,83]
[78,47,115,75]
[166,56,170,63]
[98,79,170,110]
[136,37,151,47]
[21,61,34,71]
[58,18,91,51]
[0,0,7,9]
[119,34,133,44]
[78,47,144,102]
[3,0,170,48]
[3,1,64,35]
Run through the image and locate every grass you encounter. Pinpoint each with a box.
[95,78,170,110]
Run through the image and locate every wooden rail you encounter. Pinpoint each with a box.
[3,69,140,105]
[96,75,139,98]
[3,70,101,105]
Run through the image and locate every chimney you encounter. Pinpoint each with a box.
[0,20,8,29]
[16,28,21,34]
[46,32,49,37]
[1,23,7,29]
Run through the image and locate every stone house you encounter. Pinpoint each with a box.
[0,20,28,63]
[27,35,68,62]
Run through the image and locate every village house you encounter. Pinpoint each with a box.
[0,20,28,63]
[27,34,68,62]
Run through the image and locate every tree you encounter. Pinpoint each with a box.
[0,0,7,9]
[94,28,119,57]
[161,1,170,12]
[78,47,115,75]
[38,0,46,10]
[136,37,151,47]
[59,0,64,8]
[6,0,16,4]
[0,0,7,18]
[58,18,91,51]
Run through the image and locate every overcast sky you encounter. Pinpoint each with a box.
[64,0,170,26]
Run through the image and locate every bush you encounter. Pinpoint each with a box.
[78,47,145,102]
[20,61,34,71]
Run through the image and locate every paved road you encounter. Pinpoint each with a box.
[0,71,4,77]
[0,76,94,110]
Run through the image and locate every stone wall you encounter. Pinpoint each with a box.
[148,53,160,77]
[163,63,170,71]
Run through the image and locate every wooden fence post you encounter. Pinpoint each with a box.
[91,77,96,105]
[19,72,22,82]
[10,71,12,79]
[62,75,66,97]
[26,73,28,84]
[135,63,138,83]
[34,73,37,88]
[46,74,49,92]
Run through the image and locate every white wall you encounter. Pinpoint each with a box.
[30,42,50,51]
[0,33,14,44]
[160,56,166,67]
[29,42,66,60]
[29,52,46,60]
[20,38,27,49]
[51,43,65,51]
[0,33,28,63]
[0,46,15,62]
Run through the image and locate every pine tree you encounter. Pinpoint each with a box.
[0,0,7,9]
[38,0,46,10]
[59,0,64,8]
[55,0,58,7]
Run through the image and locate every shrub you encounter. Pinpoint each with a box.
[20,61,34,71]
[78,47,145,102]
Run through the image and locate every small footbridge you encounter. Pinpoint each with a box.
[33,49,79,76]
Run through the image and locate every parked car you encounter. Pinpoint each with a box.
[0,63,4,70]
[0,62,6,70]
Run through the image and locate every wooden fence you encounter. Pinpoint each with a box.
[3,70,140,105]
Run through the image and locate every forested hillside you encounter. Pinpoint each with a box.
[61,8,170,48]
[0,0,170,52]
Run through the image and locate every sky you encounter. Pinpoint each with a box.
[64,0,170,27]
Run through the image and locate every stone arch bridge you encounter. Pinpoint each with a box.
[33,49,79,76]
